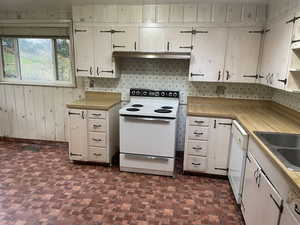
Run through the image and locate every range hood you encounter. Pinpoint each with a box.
[112,51,191,60]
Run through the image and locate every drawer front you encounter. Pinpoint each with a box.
[185,155,207,172]
[188,126,209,140]
[186,140,208,156]
[88,110,106,119]
[189,117,210,126]
[88,119,106,132]
[88,132,106,147]
[88,147,107,162]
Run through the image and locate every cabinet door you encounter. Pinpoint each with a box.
[94,26,114,78]
[73,25,94,77]
[241,153,261,225]
[164,27,192,52]
[68,109,87,161]
[224,27,262,83]
[112,26,139,51]
[189,27,227,82]
[209,118,232,174]
[280,204,300,225]
[260,27,273,86]
[140,27,166,52]
[72,5,94,22]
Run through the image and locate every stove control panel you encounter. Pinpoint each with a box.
[130,89,179,98]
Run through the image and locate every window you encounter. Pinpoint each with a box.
[0,37,73,86]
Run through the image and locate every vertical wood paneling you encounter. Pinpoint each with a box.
[0,85,9,136]
[24,86,37,139]
[44,87,56,140]
[54,87,66,141]
[4,85,16,137]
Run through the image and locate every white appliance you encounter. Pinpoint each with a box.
[119,88,179,177]
[228,120,249,204]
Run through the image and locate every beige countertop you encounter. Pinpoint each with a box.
[67,91,121,110]
[187,96,300,191]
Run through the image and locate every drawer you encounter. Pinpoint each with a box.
[188,126,209,140]
[88,132,106,147]
[88,119,106,132]
[88,110,106,119]
[88,147,107,162]
[186,140,208,156]
[185,155,207,172]
[189,117,210,126]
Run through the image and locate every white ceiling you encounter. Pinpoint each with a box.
[0,0,269,11]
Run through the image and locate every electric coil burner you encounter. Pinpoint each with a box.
[155,109,172,113]
[119,88,180,177]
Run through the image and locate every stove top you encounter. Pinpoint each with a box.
[119,88,180,119]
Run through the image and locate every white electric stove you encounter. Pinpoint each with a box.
[119,88,180,177]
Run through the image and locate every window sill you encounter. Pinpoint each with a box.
[0,80,76,88]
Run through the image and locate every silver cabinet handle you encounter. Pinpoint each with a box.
[93,153,102,156]
[192,147,203,150]
[92,138,102,142]
[92,113,102,116]
[193,132,203,135]
[192,163,201,166]
[93,124,102,128]
[194,120,204,124]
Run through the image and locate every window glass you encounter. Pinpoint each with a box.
[2,38,19,79]
[56,39,71,81]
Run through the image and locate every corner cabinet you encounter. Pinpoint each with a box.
[67,105,120,165]
[183,116,232,176]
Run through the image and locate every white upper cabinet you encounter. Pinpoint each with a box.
[226,3,242,23]
[72,5,94,22]
[94,5,118,23]
[164,27,192,52]
[156,5,170,23]
[213,3,227,23]
[73,25,94,77]
[184,5,197,23]
[94,26,114,78]
[118,5,142,23]
[189,28,228,82]
[140,27,166,52]
[224,27,262,83]
[169,4,184,23]
[143,5,156,23]
[112,26,139,51]
[197,3,212,22]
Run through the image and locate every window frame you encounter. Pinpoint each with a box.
[0,33,76,88]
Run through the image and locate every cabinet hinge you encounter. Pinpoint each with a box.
[214,168,229,171]
[278,78,287,85]
[286,16,300,24]
[248,30,265,34]
[292,39,300,44]
[74,29,87,33]
[180,29,208,35]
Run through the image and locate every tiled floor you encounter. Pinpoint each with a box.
[0,140,244,225]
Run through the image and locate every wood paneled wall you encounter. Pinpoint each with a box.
[0,79,85,141]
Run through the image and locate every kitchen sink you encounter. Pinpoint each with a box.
[254,132,300,171]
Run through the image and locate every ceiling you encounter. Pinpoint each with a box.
[0,0,269,11]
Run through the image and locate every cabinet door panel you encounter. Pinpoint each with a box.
[68,109,87,161]
[73,25,94,77]
[156,5,169,23]
[112,27,139,51]
[94,26,113,78]
[165,27,192,52]
[225,27,262,83]
[140,27,166,52]
[189,27,227,82]
[260,27,273,86]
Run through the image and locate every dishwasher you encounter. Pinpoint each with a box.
[228,120,249,204]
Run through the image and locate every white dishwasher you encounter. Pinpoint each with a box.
[228,120,249,204]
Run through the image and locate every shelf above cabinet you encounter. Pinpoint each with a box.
[112,51,191,60]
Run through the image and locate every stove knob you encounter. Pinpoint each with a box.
[155,92,159,97]
[168,92,172,97]
[143,91,147,96]
[173,92,178,97]
[136,90,140,96]
[132,90,135,95]
[161,92,165,97]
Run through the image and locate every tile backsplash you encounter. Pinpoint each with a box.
[272,89,300,112]
[86,58,275,151]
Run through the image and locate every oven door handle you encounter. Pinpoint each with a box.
[123,116,173,123]
[124,154,169,162]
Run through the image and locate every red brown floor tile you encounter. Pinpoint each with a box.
[0,140,244,225]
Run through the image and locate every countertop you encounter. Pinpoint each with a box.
[187,96,300,191]
[67,91,121,110]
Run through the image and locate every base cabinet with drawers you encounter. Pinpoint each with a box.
[183,116,232,175]
[67,105,120,165]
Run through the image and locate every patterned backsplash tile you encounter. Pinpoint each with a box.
[85,58,276,151]
[272,89,300,112]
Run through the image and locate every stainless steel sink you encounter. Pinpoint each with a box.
[254,132,300,171]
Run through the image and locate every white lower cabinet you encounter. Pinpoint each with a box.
[67,105,119,165]
[184,116,232,175]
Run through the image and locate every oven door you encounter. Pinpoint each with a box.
[120,115,176,158]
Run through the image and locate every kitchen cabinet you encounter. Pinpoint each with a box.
[67,105,120,165]
[224,27,262,83]
[156,5,170,23]
[260,18,293,89]
[68,109,87,161]
[73,25,94,77]
[112,26,139,51]
[242,152,283,225]
[72,5,94,22]
[184,116,232,176]
[189,28,227,82]
[117,5,142,23]
[280,203,300,225]
[139,27,192,52]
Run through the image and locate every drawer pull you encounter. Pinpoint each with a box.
[192,163,201,166]
[70,153,82,156]
[93,124,102,128]
[92,138,102,142]
[93,153,102,156]
[193,132,203,135]
[192,147,203,150]
[295,204,300,215]
[92,113,102,116]
[194,120,204,124]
